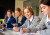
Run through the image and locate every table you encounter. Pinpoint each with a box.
[0,30,42,35]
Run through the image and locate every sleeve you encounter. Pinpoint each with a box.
[18,19,27,32]
[28,16,46,33]
[11,18,16,24]
[21,16,26,25]
[8,24,13,28]
[19,19,27,28]
[35,17,46,30]
[8,18,16,28]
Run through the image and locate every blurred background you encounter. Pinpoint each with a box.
[0,0,41,19]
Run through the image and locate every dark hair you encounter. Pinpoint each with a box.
[40,0,50,6]
[15,8,21,12]
[23,6,34,15]
[7,9,12,14]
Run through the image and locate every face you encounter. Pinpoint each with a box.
[24,9,32,19]
[40,4,50,15]
[15,10,20,16]
[7,12,11,18]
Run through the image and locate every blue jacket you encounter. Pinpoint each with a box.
[16,16,26,27]
[5,16,16,28]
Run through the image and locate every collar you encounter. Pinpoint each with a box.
[28,15,33,22]
[7,16,13,19]
[47,15,50,22]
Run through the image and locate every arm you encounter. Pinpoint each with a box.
[13,18,27,32]
[20,16,40,33]
[8,18,16,28]
[36,18,45,30]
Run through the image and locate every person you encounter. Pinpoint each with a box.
[13,6,40,33]
[35,0,50,35]
[39,11,44,20]
[3,9,16,28]
[13,8,26,27]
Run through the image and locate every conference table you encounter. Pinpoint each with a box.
[0,30,42,35]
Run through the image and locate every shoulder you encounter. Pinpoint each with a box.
[11,16,16,20]
[24,19,28,23]
[32,16,40,23]
[39,15,47,22]
[22,16,26,20]
[6,16,8,20]
[42,15,47,19]
[17,16,19,19]
[40,15,47,22]
[34,16,39,18]
[22,16,26,18]
[34,16,40,20]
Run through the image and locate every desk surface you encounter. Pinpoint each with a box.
[1,30,42,35]
[0,32,5,35]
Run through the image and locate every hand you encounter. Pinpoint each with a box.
[20,28,29,34]
[23,28,29,33]
[12,24,17,27]
[13,27,18,32]
[36,31,40,34]
[2,21,6,24]
[20,28,24,34]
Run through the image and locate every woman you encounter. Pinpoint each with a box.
[3,9,16,28]
[14,8,26,27]
[13,6,40,33]
[35,0,50,35]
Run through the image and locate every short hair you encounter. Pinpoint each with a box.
[23,6,34,15]
[15,8,21,12]
[7,9,12,14]
[40,0,50,6]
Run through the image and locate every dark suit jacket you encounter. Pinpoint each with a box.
[5,16,16,28]
[16,16,26,27]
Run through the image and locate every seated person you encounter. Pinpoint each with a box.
[35,0,50,34]
[13,6,40,33]
[13,8,26,27]
[3,9,16,28]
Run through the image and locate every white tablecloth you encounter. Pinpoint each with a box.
[1,30,42,35]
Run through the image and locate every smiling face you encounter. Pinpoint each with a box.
[40,4,50,15]
[24,9,32,19]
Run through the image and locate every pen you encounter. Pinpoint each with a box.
[22,26,23,30]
